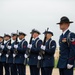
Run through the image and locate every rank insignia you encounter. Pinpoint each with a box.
[62,38,67,42]
[71,38,75,45]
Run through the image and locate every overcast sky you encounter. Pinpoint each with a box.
[0,0,75,46]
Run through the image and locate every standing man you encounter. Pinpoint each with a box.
[10,33,18,75]
[1,34,11,75]
[0,36,3,75]
[28,29,42,75]
[39,30,56,75]
[14,32,28,75]
[57,16,75,75]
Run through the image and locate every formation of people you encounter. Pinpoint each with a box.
[0,16,75,75]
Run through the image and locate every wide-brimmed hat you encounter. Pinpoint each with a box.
[57,16,73,24]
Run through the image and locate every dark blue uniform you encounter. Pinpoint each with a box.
[0,42,3,75]
[1,41,10,75]
[57,30,75,75]
[28,38,42,75]
[7,45,13,64]
[8,41,17,75]
[14,39,27,75]
[41,39,56,75]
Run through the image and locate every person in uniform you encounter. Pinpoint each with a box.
[10,33,18,75]
[28,29,42,75]
[39,31,56,75]
[0,36,3,75]
[1,34,11,75]
[57,16,75,75]
[14,32,28,75]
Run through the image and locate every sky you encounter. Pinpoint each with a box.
[0,0,75,46]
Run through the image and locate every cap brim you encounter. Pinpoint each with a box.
[30,31,40,34]
[43,32,53,36]
[19,34,26,36]
[0,36,3,38]
[69,21,73,23]
[4,36,11,38]
[57,21,73,24]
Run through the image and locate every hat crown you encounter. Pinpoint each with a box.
[19,32,26,36]
[30,29,40,34]
[0,36,3,38]
[4,34,11,38]
[11,33,17,36]
[60,16,69,22]
[43,31,53,36]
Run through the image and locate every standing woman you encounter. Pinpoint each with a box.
[40,31,56,75]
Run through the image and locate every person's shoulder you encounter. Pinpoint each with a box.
[69,32,75,44]
[37,38,42,42]
[23,40,28,44]
[70,32,75,38]
[48,39,56,44]
[51,40,56,44]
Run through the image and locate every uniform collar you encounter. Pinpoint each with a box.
[46,38,52,42]
[4,39,10,44]
[21,38,25,42]
[19,38,25,42]
[62,29,69,35]
[11,40,15,44]
[32,37,39,41]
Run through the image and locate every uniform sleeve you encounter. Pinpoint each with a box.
[68,33,75,65]
[45,40,56,55]
[3,44,9,53]
[31,40,42,53]
[17,41,28,53]
[11,43,14,52]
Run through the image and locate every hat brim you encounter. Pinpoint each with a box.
[19,34,26,36]
[43,32,53,36]
[0,36,3,38]
[30,31,40,34]
[4,36,11,38]
[57,21,73,24]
